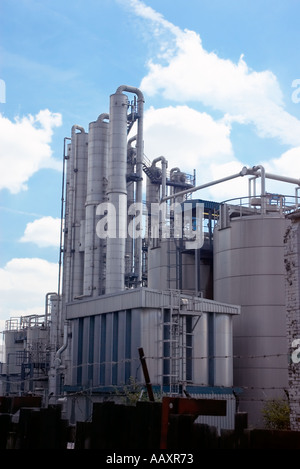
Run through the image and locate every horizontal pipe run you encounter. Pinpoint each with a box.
[161,167,248,202]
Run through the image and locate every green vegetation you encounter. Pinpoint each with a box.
[262,398,290,430]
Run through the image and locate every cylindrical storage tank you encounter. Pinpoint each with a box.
[84,114,109,297]
[147,239,174,290]
[213,210,289,426]
[106,91,128,293]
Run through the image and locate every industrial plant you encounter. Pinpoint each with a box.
[1,85,300,434]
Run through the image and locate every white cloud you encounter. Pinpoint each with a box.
[144,105,233,174]
[207,160,249,201]
[128,0,300,148]
[20,216,61,248]
[0,258,58,326]
[206,147,300,201]
[0,109,62,194]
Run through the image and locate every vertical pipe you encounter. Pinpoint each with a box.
[71,128,88,299]
[253,165,266,214]
[126,136,137,282]
[116,86,144,287]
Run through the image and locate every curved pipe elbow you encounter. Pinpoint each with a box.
[151,156,168,168]
[97,113,109,122]
[71,124,85,134]
[116,85,144,102]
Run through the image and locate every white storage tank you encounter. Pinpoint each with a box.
[214,204,290,426]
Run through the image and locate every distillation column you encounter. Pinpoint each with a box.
[83,114,109,297]
[106,86,144,293]
[63,125,88,303]
[105,90,128,293]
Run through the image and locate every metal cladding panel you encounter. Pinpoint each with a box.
[214,314,233,387]
[130,309,142,382]
[65,288,240,319]
[81,317,89,386]
[192,393,236,432]
[71,319,79,385]
[93,315,101,386]
[139,307,163,386]
[104,313,113,386]
[117,310,126,384]
[193,313,209,385]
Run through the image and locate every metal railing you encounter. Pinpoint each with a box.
[218,194,300,222]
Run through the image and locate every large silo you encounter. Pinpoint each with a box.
[214,197,290,427]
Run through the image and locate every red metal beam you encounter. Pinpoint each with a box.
[160,396,227,449]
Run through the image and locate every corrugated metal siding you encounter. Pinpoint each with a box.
[66,288,240,319]
[191,392,236,432]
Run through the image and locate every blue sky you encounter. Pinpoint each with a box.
[1,0,300,334]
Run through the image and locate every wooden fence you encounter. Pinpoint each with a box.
[0,399,300,449]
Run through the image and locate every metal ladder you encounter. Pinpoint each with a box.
[162,292,192,396]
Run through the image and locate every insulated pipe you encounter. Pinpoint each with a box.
[126,136,137,279]
[116,85,145,286]
[151,156,168,200]
[252,165,266,213]
[54,323,69,367]
[252,165,266,195]
[265,172,300,186]
[162,166,249,202]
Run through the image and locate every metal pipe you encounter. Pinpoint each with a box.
[252,165,266,213]
[54,323,69,367]
[58,137,70,302]
[162,166,249,202]
[126,136,137,281]
[115,85,145,287]
[45,292,57,328]
[265,172,300,186]
[252,165,265,195]
[151,156,168,200]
